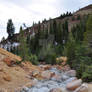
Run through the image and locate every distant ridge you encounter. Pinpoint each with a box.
[79,4,92,11]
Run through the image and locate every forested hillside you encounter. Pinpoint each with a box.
[0,4,92,82]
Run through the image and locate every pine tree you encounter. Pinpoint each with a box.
[57,23,63,44]
[50,21,54,34]
[62,20,69,44]
[53,20,57,42]
[63,32,76,66]
[84,15,92,48]
[7,19,15,39]
[18,26,29,61]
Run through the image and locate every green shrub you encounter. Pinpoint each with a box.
[29,54,39,65]
[15,60,23,65]
[38,44,57,64]
[76,62,86,78]
[45,53,57,65]
[82,65,92,82]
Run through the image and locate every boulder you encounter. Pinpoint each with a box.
[65,77,77,83]
[65,70,76,77]
[49,88,62,92]
[74,83,88,92]
[3,74,12,82]
[25,79,38,88]
[52,74,61,81]
[40,65,51,70]
[66,79,82,91]
[41,71,52,79]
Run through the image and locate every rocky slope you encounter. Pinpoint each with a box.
[19,65,90,92]
[0,49,92,92]
[0,48,40,92]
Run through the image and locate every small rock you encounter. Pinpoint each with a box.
[51,72,55,77]
[56,65,63,71]
[29,71,33,76]
[41,71,52,80]
[79,87,88,92]
[63,65,71,71]
[62,75,69,80]
[25,82,33,88]
[40,65,51,70]
[24,79,38,88]
[3,74,12,81]
[49,88,62,92]
[31,78,38,86]
[25,75,31,79]
[65,70,76,77]
[15,87,22,92]
[3,57,15,66]
[0,67,3,72]
[15,68,19,71]
[32,70,39,77]
[66,79,82,91]
[51,74,61,81]
[22,87,29,92]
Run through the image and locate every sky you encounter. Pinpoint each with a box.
[0,0,92,41]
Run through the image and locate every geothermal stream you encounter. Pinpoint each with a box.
[21,67,77,92]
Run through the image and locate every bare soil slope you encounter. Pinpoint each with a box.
[0,48,40,92]
[0,48,22,61]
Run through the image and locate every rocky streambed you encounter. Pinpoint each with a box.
[18,65,88,92]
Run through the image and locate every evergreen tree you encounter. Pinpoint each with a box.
[7,19,15,39]
[50,21,54,34]
[53,20,57,42]
[1,37,5,43]
[62,20,69,44]
[84,15,92,48]
[57,23,63,44]
[18,26,29,61]
[63,32,76,67]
